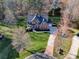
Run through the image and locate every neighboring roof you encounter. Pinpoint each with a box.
[25,53,56,59]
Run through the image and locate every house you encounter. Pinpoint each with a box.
[27,14,52,31]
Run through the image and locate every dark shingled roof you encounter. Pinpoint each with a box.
[25,53,56,59]
[28,14,48,25]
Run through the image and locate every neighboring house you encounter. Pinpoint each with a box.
[27,14,52,31]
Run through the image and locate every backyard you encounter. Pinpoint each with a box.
[0,24,79,59]
[0,0,79,59]
[0,24,49,59]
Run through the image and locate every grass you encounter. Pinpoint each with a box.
[49,16,60,25]
[0,25,49,59]
[54,37,72,59]
[53,28,79,59]
[28,32,49,51]
[16,29,79,59]
[0,24,79,59]
[69,28,79,34]
[0,25,19,59]
[15,32,49,59]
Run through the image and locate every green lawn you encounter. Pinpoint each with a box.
[0,25,79,59]
[17,32,49,59]
[0,25,49,59]
[28,32,49,52]
[49,16,60,25]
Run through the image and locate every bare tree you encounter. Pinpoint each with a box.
[0,0,5,20]
[12,27,31,52]
[45,0,79,57]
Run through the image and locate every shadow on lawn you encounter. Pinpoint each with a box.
[77,52,79,59]
[0,36,19,59]
[26,48,45,54]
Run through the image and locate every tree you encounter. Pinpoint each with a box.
[27,0,54,23]
[45,0,79,57]
[1,0,27,25]
[0,0,5,20]
[12,27,31,52]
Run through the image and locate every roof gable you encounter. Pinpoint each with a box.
[31,14,48,23]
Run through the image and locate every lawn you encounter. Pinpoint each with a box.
[0,24,79,59]
[0,25,49,59]
[49,16,60,25]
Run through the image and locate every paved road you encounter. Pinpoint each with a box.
[49,26,57,34]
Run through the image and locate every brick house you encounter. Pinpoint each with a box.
[27,14,52,31]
